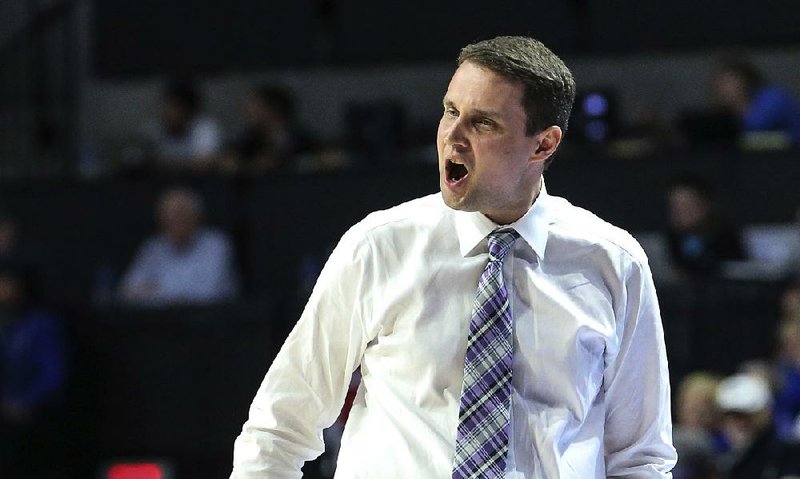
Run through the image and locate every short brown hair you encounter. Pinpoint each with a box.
[458,36,576,167]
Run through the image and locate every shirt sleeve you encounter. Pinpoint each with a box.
[230,225,374,479]
[603,256,677,478]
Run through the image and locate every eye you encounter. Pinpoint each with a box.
[444,107,459,118]
[474,117,495,129]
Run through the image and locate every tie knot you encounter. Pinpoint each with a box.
[487,228,520,263]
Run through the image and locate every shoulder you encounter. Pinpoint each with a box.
[546,194,648,266]
[138,235,168,255]
[752,86,799,112]
[333,193,448,255]
[349,193,447,238]
[197,228,233,249]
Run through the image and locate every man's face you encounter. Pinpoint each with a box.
[161,97,190,133]
[437,62,543,225]
[720,411,766,451]
[678,387,716,430]
[158,194,200,248]
[0,274,20,307]
[0,219,16,253]
[712,71,749,114]
[668,187,709,231]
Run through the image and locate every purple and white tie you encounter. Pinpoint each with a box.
[452,228,520,479]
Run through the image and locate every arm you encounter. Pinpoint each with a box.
[230,226,374,479]
[604,257,677,478]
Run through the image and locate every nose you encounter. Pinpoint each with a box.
[441,117,468,150]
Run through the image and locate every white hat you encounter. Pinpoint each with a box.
[716,373,771,413]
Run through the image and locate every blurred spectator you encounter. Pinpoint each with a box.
[146,80,223,172]
[677,372,724,436]
[782,282,800,322]
[0,210,39,268]
[118,187,239,306]
[715,373,800,478]
[673,372,724,479]
[225,85,319,174]
[712,59,800,147]
[666,175,747,279]
[608,104,678,160]
[0,261,66,476]
[0,211,20,262]
[789,203,800,278]
[775,282,800,440]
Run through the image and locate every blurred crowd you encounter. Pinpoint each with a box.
[673,281,800,479]
[607,57,800,159]
[84,55,800,179]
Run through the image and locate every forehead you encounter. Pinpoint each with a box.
[444,62,525,112]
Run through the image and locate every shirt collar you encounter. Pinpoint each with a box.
[454,179,554,260]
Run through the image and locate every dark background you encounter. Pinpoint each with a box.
[92,0,800,76]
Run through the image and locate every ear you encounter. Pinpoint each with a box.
[530,126,563,164]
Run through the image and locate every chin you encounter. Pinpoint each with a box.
[440,190,472,213]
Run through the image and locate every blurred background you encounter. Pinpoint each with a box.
[1,0,800,478]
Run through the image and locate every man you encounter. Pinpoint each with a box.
[147,80,223,171]
[119,187,239,306]
[665,175,746,279]
[231,36,675,478]
[229,84,317,173]
[711,59,800,146]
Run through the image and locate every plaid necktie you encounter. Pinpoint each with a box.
[452,228,520,479]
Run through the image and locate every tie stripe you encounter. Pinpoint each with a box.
[452,228,520,479]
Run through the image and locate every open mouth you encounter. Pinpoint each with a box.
[446,160,469,184]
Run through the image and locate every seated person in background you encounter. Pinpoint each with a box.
[119,187,239,306]
[227,85,318,174]
[0,261,66,476]
[666,175,746,279]
[712,59,800,147]
[0,209,20,261]
[775,282,800,440]
[783,282,800,322]
[0,211,18,262]
[715,372,800,479]
[0,210,37,266]
[672,372,725,479]
[789,202,800,278]
[146,80,223,172]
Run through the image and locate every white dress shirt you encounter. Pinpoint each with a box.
[231,183,676,478]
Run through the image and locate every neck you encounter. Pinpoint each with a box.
[485,176,543,226]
